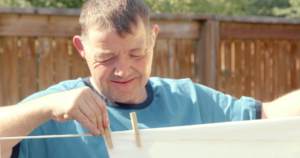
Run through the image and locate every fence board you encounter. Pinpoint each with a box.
[265,41,274,101]
[20,37,36,100]
[253,40,261,100]
[273,41,280,99]
[154,39,169,78]
[71,42,89,79]
[250,41,255,98]
[234,41,242,98]
[0,14,49,37]
[287,43,292,93]
[181,40,194,79]
[0,38,3,105]
[168,39,180,79]
[279,41,287,96]
[191,40,196,80]
[38,37,53,91]
[243,41,252,97]
[224,40,232,95]
[151,20,200,39]
[284,41,290,93]
[2,37,19,105]
[49,16,81,37]
[261,41,268,101]
[55,37,70,83]
[220,22,300,39]
[217,40,224,93]
[290,41,298,91]
[214,21,220,90]
[259,41,267,101]
[298,41,300,88]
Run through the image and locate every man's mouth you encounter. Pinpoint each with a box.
[112,78,135,83]
[111,78,136,87]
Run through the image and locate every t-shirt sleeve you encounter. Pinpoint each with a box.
[193,83,259,124]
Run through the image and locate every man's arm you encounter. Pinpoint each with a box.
[262,90,300,119]
[0,87,109,156]
[0,100,49,157]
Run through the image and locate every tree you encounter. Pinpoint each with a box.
[0,0,299,18]
[242,0,291,17]
[0,0,31,7]
[24,0,86,8]
[273,0,300,18]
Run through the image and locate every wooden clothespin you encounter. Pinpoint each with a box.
[130,112,141,148]
[104,128,113,149]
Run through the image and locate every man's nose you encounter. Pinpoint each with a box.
[114,57,132,78]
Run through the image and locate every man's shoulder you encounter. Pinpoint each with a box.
[51,78,86,91]
[20,78,86,103]
[148,77,196,94]
[149,77,193,86]
[148,77,221,96]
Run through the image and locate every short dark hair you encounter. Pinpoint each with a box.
[80,0,150,40]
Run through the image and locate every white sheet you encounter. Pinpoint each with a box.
[104,117,300,158]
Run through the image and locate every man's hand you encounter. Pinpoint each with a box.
[44,87,109,136]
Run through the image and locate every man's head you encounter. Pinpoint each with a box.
[73,0,159,104]
[79,0,151,46]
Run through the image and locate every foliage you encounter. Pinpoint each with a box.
[0,0,299,18]
[143,0,292,16]
[24,0,86,8]
[143,0,245,14]
[241,0,291,17]
[0,0,31,7]
[273,0,300,18]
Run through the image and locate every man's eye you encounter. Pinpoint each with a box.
[131,54,142,57]
[131,52,145,58]
[99,58,113,63]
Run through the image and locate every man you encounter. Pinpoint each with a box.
[0,0,299,157]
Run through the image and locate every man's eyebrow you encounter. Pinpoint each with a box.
[94,51,115,57]
[129,48,142,52]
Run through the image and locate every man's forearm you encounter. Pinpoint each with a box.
[0,99,51,153]
[0,87,110,155]
[262,90,300,119]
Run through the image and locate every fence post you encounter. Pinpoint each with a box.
[197,20,219,89]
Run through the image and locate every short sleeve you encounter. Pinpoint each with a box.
[194,83,258,124]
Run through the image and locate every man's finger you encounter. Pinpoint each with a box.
[85,94,104,135]
[91,91,110,128]
[80,100,98,126]
[75,108,100,136]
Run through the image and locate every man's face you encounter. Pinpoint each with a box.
[81,19,158,104]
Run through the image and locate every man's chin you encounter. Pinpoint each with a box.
[113,97,135,104]
[110,93,140,104]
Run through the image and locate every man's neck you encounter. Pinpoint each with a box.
[89,77,148,104]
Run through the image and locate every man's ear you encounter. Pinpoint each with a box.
[151,25,159,44]
[73,36,86,59]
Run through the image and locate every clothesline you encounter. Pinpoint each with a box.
[0,134,93,140]
[0,134,94,158]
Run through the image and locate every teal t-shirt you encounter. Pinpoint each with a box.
[13,77,260,158]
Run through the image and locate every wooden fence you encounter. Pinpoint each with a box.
[217,21,300,102]
[0,7,300,106]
